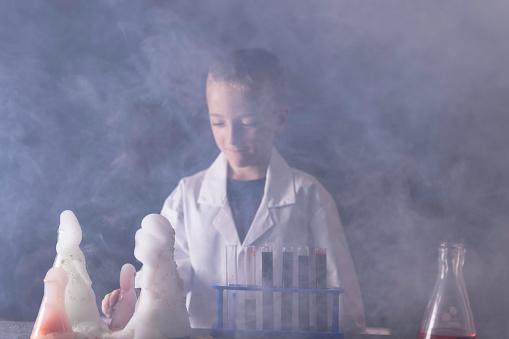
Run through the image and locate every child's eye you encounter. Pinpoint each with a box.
[211,121,225,127]
[241,119,260,127]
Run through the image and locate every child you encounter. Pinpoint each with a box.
[103,48,365,333]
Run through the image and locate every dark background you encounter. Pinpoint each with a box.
[1,1,508,337]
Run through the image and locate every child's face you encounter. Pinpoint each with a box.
[206,81,288,179]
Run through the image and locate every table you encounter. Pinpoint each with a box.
[0,321,390,339]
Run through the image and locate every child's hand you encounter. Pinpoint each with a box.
[101,289,121,319]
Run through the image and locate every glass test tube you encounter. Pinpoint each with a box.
[262,245,274,330]
[226,245,238,286]
[244,246,256,286]
[281,246,294,331]
[298,246,309,331]
[315,248,327,332]
[244,246,256,330]
[225,245,237,328]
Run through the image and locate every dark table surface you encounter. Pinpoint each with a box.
[0,321,391,339]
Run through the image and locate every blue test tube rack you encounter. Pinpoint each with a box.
[210,285,345,339]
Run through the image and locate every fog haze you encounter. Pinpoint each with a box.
[1,1,508,337]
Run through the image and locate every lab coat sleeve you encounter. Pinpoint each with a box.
[161,180,193,296]
[309,190,366,334]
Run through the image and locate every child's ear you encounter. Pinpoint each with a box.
[276,106,290,132]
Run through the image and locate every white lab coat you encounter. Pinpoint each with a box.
[160,147,366,332]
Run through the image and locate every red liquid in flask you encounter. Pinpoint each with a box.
[417,330,477,339]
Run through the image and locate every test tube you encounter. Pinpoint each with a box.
[226,245,238,286]
[281,246,294,331]
[297,246,309,331]
[262,245,274,330]
[225,245,237,328]
[315,248,327,331]
[244,246,256,329]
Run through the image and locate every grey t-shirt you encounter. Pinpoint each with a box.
[226,177,266,243]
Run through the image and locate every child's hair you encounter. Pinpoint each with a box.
[207,47,285,105]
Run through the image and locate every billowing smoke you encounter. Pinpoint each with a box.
[1,1,508,337]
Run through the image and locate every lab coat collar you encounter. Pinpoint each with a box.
[265,148,296,208]
[197,152,228,206]
[199,148,295,248]
[197,147,296,208]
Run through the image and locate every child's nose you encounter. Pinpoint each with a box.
[227,123,243,146]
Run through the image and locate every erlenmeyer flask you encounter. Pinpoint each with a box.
[417,243,476,339]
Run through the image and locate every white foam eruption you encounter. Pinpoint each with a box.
[53,210,108,338]
[110,213,191,339]
[32,211,191,339]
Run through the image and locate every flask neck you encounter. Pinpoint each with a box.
[438,243,465,279]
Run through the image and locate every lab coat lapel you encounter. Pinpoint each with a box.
[241,195,274,250]
[212,201,240,246]
[243,148,296,247]
[198,153,241,246]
